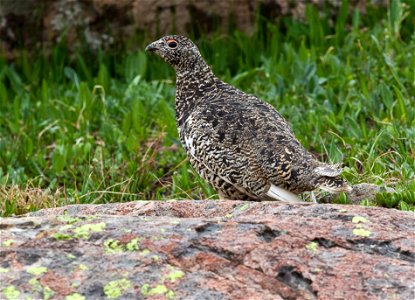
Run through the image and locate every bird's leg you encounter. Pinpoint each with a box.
[310,191,317,204]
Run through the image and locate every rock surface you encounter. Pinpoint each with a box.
[1,200,414,299]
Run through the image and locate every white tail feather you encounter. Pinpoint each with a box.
[266,184,302,203]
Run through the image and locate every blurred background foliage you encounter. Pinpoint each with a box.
[0,0,414,215]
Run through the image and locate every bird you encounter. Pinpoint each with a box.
[145,35,352,203]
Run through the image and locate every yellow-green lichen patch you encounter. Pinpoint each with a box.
[164,269,185,282]
[353,228,371,237]
[65,293,85,300]
[305,242,319,253]
[352,216,369,224]
[238,203,250,211]
[104,239,124,254]
[52,232,72,240]
[150,285,170,297]
[29,278,42,291]
[104,238,142,253]
[2,239,14,247]
[139,249,151,256]
[78,264,88,271]
[166,290,175,299]
[0,267,9,273]
[29,277,54,299]
[2,285,20,300]
[43,286,54,300]
[126,238,140,251]
[73,222,106,239]
[103,278,132,299]
[57,215,82,224]
[141,284,168,296]
[28,277,55,300]
[151,255,160,262]
[140,284,150,295]
[67,254,76,260]
[27,266,48,276]
[121,271,129,277]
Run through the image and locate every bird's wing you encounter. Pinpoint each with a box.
[181,93,310,199]
[181,104,267,199]
[234,95,320,193]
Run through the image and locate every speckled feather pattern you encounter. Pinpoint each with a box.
[146,35,351,201]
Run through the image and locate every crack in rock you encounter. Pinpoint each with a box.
[313,237,414,263]
[255,225,282,243]
[195,222,220,235]
[276,266,317,300]
[312,237,337,248]
[348,239,415,263]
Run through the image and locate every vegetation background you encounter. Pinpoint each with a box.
[0,0,414,216]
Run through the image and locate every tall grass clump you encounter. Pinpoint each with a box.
[0,0,414,215]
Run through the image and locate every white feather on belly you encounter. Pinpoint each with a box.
[184,135,196,156]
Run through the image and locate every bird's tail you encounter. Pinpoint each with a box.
[314,163,352,193]
[316,176,352,193]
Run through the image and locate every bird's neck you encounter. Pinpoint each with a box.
[175,56,215,85]
[175,58,217,126]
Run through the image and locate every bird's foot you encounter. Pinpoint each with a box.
[310,191,317,204]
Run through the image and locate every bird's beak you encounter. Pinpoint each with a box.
[145,42,158,52]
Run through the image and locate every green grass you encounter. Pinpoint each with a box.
[1,1,414,216]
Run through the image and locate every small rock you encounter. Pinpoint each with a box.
[348,183,395,203]
[319,183,395,204]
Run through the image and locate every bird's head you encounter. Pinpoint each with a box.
[145,35,204,71]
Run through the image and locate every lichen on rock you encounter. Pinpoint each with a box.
[1,200,414,299]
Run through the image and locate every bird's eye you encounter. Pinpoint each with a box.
[167,39,178,49]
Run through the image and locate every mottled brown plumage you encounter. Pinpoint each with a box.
[146,35,351,202]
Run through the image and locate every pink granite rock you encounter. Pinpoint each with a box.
[1,200,413,299]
